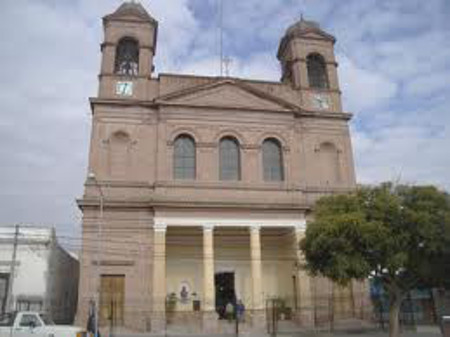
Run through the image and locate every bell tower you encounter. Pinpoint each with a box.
[98,2,158,100]
[277,19,342,112]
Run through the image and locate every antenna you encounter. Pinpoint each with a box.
[219,0,224,76]
[223,57,232,77]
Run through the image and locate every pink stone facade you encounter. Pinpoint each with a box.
[76,3,371,334]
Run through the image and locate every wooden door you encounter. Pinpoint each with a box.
[100,275,125,325]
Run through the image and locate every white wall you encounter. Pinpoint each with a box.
[0,227,50,311]
[0,226,79,323]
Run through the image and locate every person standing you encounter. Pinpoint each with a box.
[87,299,101,337]
[236,300,245,322]
[225,302,234,322]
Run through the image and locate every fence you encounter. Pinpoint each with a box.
[93,289,449,337]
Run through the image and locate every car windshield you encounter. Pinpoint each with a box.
[39,314,54,325]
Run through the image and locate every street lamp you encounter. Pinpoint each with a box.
[88,172,103,337]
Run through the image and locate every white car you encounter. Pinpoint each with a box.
[0,311,87,337]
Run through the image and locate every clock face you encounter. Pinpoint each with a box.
[116,81,133,97]
[311,93,330,110]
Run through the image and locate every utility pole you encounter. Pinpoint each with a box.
[88,172,104,337]
[6,225,19,311]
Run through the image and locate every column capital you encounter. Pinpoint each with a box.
[249,224,261,233]
[295,220,307,233]
[203,224,215,232]
[154,223,167,233]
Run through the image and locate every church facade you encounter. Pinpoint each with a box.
[77,2,370,334]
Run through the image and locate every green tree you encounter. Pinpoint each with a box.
[300,183,450,337]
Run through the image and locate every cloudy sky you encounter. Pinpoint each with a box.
[0,0,449,245]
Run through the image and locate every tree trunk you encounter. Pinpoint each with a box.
[389,289,404,337]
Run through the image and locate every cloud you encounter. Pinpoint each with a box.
[404,72,450,98]
[353,121,450,189]
[0,0,449,247]
[338,55,398,113]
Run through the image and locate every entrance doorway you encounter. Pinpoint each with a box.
[215,272,236,319]
[100,274,125,326]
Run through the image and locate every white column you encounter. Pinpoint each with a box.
[295,221,314,327]
[203,224,216,312]
[152,223,167,333]
[250,225,263,310]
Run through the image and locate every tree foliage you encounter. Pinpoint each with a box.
[300,183,450,336]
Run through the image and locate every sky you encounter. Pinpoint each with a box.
[0,0,449,246]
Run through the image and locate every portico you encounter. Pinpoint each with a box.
[150,211,310,333]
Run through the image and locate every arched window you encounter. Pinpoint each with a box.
[262,138,284,181]
[115,37,139,76]
[307,53,329,89]
[219,137,241,181]
[318,142,340,185]
[173,135,196,180]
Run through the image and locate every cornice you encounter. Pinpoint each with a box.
[288,57,338,67]
[98,73,152,80]
[299,86,342,94]
[78,184,354,212]
[89,97,157,112]
[296,110,353,121]
[77,196,311,211]
[100,42,155,53]
[89,99,351,120]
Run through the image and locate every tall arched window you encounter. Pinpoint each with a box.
[115,37,139,76]
[307,53,329,89]
[219,137,241,181]
[262,138,284,181]
[173,135,196,180]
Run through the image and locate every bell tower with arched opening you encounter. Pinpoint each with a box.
[98,2,158,100]
[277,18,342,113]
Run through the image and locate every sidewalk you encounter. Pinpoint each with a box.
[276,325,442,337]
[110,325,443,337]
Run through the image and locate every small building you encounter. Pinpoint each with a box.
[0,226,79,324]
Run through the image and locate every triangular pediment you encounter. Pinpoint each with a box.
[156,79,298,112]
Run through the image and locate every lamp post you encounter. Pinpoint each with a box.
[88,172,103,337]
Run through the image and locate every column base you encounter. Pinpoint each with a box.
[249,309,266,332]
[294,308,315,328]
[202,310,219,333]
[150,311,166,335]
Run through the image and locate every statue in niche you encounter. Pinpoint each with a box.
[179,281,190,303]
